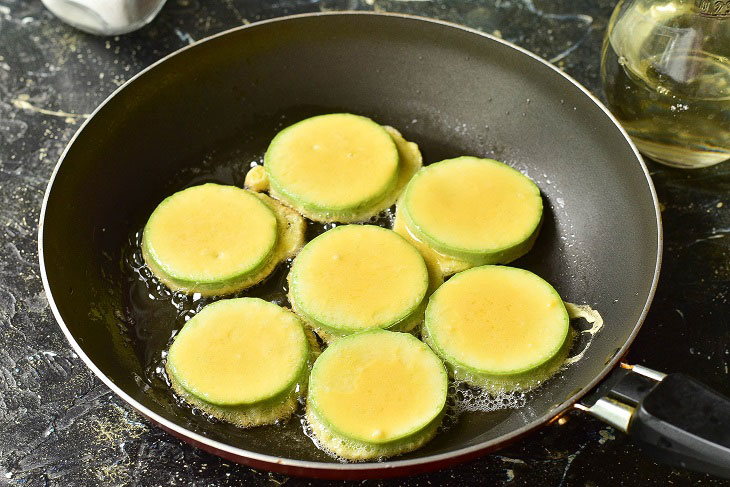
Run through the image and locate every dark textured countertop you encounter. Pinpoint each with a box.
[1,0,729,485]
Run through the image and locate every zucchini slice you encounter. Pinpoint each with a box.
[166,298,313,427]
[264,113,400,222]
[401,156,543,266]
[424,265,571,392]
[289,225,429,342]
[306,330,448,460]
[142,183,304,296]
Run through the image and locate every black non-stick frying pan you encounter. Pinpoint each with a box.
[38,12,730,479]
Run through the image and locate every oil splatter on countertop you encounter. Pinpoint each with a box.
[1,0,729,485]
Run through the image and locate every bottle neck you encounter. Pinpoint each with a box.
[693,0,730,18]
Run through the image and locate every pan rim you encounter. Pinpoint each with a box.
[38,11,663,475]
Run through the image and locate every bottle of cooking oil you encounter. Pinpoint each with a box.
[601,0,730,168]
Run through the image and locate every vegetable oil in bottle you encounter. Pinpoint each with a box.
[601,0,730,168]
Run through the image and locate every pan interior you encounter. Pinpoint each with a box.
[41,14,659,465]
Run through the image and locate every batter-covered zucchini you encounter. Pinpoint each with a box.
[166,298,315,427]
[142,183,304,296]
[423,265,571,392]
[264,113,421,222]
[306,330,448,460]
[400,156,543,268]
[288,225,429,343]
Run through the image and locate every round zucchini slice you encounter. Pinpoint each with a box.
[166,298,312,427]
[307,330,448,460]
[424,265,571,392]
[265,113,400,222]
[289,225,429,342]
[143,183,304,296]
[402,156,543,265]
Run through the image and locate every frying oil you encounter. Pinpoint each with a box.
[601,0,730,168]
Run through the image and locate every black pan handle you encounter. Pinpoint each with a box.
[575,364,730,478]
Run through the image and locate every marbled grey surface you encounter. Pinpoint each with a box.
[1,0,729,485]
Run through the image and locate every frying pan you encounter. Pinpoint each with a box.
[38,12,730,479]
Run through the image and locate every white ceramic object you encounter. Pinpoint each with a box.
[42,0,166,36]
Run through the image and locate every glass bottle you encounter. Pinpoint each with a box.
[601,0,730,168]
